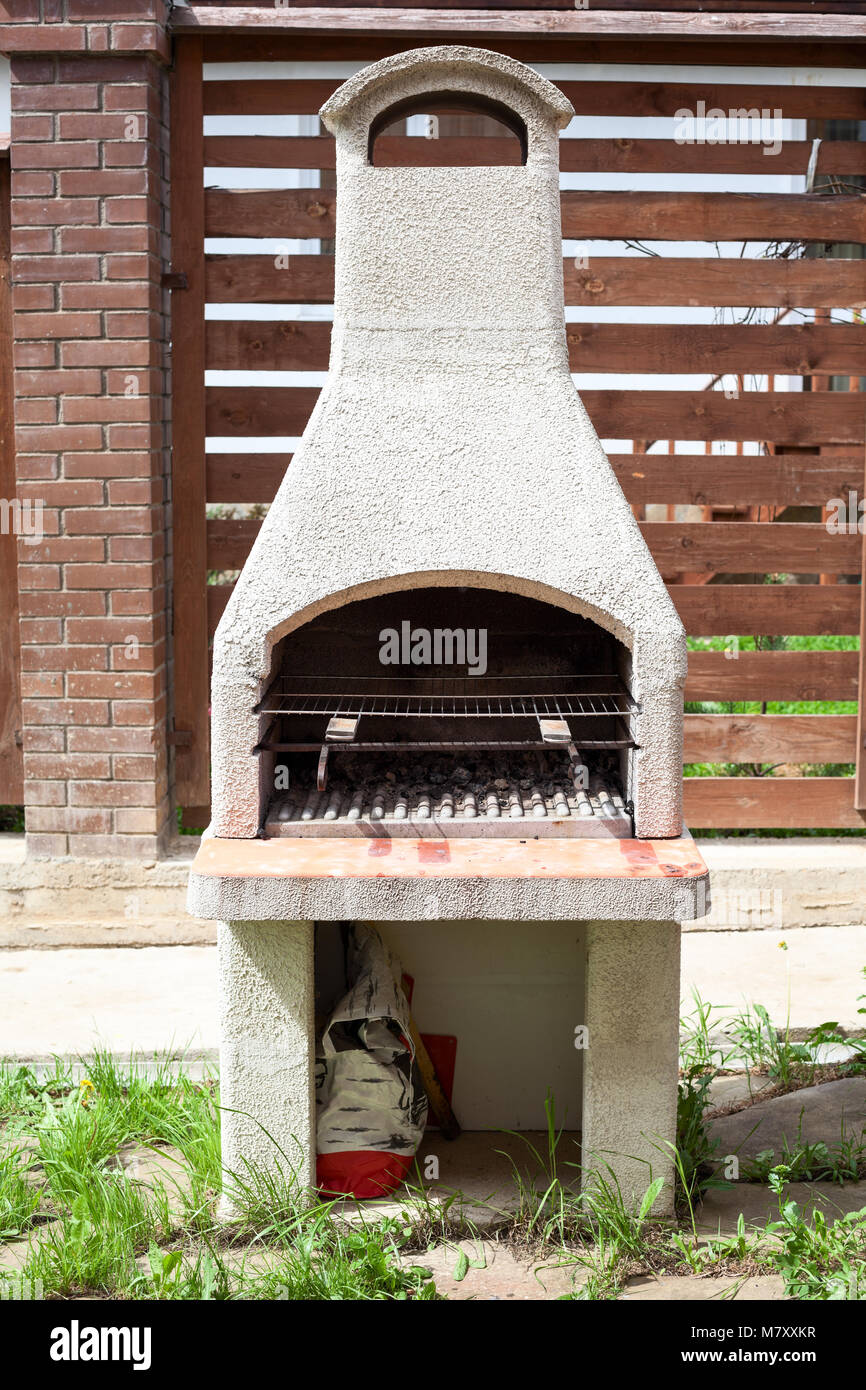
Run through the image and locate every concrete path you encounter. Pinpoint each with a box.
[0,922,864,1059]
[682,923,866,1034]
[0,945,218,1058]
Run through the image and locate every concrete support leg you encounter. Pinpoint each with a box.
[582,920,681,1216]
[218,920,315,1216]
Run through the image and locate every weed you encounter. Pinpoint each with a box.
[564,1167,665,1300]
[0,1146,41,1237]
[765,1166,866,1299]
[498,1091,583,1246]
[676,1066,729,1210]
[726,1002,819,1086]
[745,1124,866,1186]
[680,990,734,1073]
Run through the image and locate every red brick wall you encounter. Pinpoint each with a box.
[10,46,172,857]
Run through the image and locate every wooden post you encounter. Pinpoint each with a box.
[0,151,23,806]
[630,440,647,522]
[170,37,210,810]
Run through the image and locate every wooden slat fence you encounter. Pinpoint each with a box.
[169,31,866,829]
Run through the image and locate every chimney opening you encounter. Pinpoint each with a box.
[368,90,528,167]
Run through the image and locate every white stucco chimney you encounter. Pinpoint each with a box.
[209,45,686,842]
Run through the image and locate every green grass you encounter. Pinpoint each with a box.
[675,1066,728,1209]
[2,1023,866,1301]
[0,1051,439,1301]
[0,1146,41,1238]
[0,1058,75,1126]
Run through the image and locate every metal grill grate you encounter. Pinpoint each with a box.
[255,674,639,722]
[254,674,639,799]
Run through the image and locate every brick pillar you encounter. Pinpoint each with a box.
[9,18,172,857]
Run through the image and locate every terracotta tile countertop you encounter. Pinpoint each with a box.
[190,834,708,882]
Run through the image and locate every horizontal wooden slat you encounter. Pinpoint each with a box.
[569,323,866,374]
[197,33,866,70]
[561,192,866,241]
[204,78,340,116]
[195,4,866,20]
[203,135,866,179]
[207,517,261,569]
[539,3,866,9]
[564,258,866,308]
[206,450,866,510]
[207,319,331,372]
[205,254,866,308]
[206,254,334,303]
[683,776,864,828]
[205,188,866,244]
[174,7,866,39]
[577,393,866,445]
[643,521,862,574]
[671,584,862,636]
[611,453,865,507]
[206,386,320,434]
[685,650,859,701]
[205,385,865,445]
[203,77,866,122]
[557,80,866,116]
[205,188,337,240]
[206,317,866,376]
[206,513,861,575]
[683,713,857,763]
[207,452,288,502]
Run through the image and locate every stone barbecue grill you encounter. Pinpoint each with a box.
[188,45,710,1217]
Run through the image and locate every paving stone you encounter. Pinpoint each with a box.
[620,1274,788,1302]
[0,1239,31,1273]
[399,1237,586,1300]
[708,1077,866,1165]
[106,1140,190,1208]
[707,1073,774,1111]
[697,1179,866,1238]
[338,1130,581,1230]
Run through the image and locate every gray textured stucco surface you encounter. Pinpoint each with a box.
[208,46,686,847]
[188,861,709,922]
[582,920,681,1215]
[218,920,315,1211]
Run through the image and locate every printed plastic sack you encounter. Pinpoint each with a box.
[316,923,428,1198]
